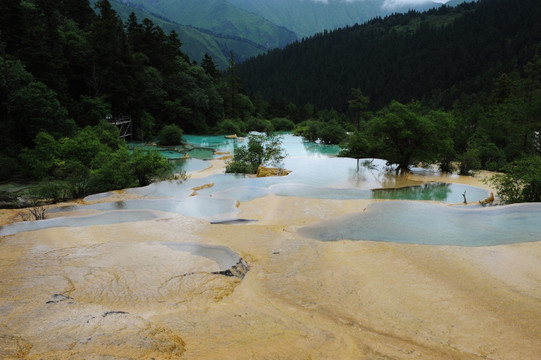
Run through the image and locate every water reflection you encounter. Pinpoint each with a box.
[3,134,496,236]
[162,242,240,270]
[298,202,541,246]
[348,159,423,190]
[51,198,239,220]
[0,210,161,236]
[372,183,453,202]
[171,158,211,173]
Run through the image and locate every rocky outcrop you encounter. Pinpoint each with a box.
[256,165,291,177]
[479,192,495,206]
[213,258,250,279]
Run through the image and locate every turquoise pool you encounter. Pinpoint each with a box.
[298,201,541,246]
[3,134,516,241]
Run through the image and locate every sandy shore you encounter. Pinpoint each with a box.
[1,161,540,359]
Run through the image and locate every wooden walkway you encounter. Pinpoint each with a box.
[109,115,132,139]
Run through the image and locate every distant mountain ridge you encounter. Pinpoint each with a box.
[103,0,266,69]
[225,0,449,39]
[95,0,475,68]
[115,0,297,48]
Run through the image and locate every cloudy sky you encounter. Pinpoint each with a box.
[381,0,450,8]
[310,0,451,9]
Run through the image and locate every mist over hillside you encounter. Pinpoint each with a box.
[226,0,457,38]
[97,0,472,67]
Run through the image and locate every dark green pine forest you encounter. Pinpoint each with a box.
[1,0,541,203]
[239,0,541,112]
[0,0,261,199]
[237,0,541,201]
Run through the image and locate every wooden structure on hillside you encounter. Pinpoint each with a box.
[109,115,132,139]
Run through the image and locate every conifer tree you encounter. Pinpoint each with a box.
[201,53,220,80]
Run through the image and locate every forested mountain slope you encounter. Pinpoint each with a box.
[96,0,472,68]
[102,0,268,68]
[109,0,297,50]
[238,0,541,111]
[0,0,272,186]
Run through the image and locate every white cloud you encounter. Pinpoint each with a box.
[382,0,449,9]
[304,0,451,9]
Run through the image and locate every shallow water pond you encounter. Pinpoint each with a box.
[162,242,240,270]
[298,201,541,246]
[2,134,495,236]
[0,210,161,236]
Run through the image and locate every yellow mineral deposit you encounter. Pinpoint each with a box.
[480,191,495,205]
[190,182,215,196]
[1,161,540,359]
[256,165,292,177]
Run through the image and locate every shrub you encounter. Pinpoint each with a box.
[459,148,481,175]
[293,121,318,142]
[486,155,541,203]
[131,148,173,186]
[318,121,347,144]
[157,124,184,146]
[270,117,295,131]
[215,118,245,135]
[339,131,371,158]
[19,131,60,179]
[27,181,68,204]
[225,134,286,174]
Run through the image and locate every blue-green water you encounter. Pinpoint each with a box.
[171,158,211,173]
[163,242,240,270]
[298,201,541,246]
[0,210,161,237]
[49,197,239,219]
[5,134,537,247]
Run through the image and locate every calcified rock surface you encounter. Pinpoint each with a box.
[1,172,541,359]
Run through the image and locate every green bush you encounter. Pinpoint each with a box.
[215,118,245,135]
[293,121,318,142]
[157,124,184,146]
[19,132,60,179]
[27,181,68,204]
[486,155,541,203]
[339,131,371,158]
[89,148,137,193]
[271,117,295,131]
[225,159,258,174]
[131,148,173,186]
[225,134,286,174]
[318,121,347,144]
[245,116,274,134]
